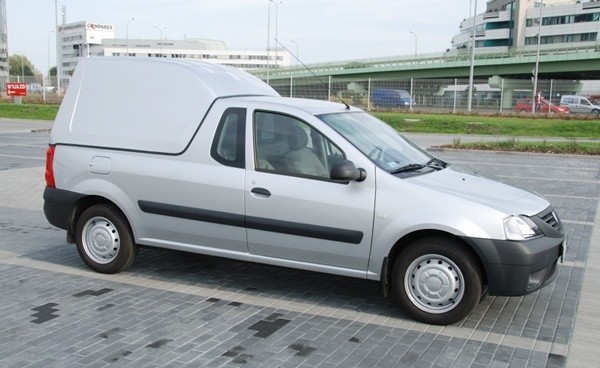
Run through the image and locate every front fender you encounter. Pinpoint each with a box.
[367,209,495,279]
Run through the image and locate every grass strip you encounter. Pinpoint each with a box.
[441,138,600,155]
[0,103,59,120]
[374,112,600,139]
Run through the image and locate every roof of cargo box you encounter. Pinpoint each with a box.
[51,57,279,154]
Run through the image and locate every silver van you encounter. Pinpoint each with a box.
[43,58,565,325]
[560,95,600,116]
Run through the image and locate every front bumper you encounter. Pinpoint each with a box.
[461,234,565,296]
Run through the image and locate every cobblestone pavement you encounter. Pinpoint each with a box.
[0,124,598,367]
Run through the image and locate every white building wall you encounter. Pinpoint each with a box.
[57,21,114,85]
[58,20,290,87]
[101,40,290,70]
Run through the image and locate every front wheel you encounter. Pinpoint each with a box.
[392,237,483,325]
[75,203,138,274]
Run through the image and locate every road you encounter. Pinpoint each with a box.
[0,119,599,367]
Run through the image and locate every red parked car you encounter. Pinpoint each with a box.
[514,99,569,114]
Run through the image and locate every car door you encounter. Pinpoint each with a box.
[244,109,376,276]
[133,105,249,258]
[570,97,584,114]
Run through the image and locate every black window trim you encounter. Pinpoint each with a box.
[210,107,247,169]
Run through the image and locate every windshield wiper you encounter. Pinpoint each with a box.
[391,163,426,174]
[425,157,447,169]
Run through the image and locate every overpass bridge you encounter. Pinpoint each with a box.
[251,45,600,110]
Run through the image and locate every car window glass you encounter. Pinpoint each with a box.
[211,108,246,168]
[254,111,344,179]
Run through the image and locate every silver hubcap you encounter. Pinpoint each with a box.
[82,216,120,264]
[404,254,465,314]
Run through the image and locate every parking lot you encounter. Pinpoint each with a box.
[0,119,598,367]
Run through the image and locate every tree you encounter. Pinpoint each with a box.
[9,54,37,77]
[49,66,57,76]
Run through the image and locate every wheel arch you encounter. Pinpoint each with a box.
[67,195,131,244]
[381,229,487,298]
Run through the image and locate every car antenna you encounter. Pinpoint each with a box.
[274,39,351,110]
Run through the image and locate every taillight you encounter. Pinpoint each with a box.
[45,145,56,188]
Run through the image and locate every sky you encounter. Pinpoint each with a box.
[6,0,485,74]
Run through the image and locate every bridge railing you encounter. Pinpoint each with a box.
[254,43,600,79]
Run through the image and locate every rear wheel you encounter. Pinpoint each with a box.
[75,203,137,274]
[392,236,483,325]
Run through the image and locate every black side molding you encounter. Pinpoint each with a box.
[138,200,363,244]
[138,200,244,228]
[246,216,363,244]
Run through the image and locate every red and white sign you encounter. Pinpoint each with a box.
[6,82,27,97]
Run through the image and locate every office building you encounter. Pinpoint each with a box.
[451,0,600,52]
[57,20,289,86]
[99,38,290,70]
[57,21,114,85]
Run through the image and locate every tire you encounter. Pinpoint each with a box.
[520,109,527,113]
[75,203,138,274]
[592,109,599,117]
[392,236,483,325]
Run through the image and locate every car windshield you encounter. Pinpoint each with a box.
[318,112,435,173]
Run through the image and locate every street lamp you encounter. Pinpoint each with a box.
[271,0,281,69]
[532,0,544,114]
[44,30,54,102]
[467,0,478,112]
[153,25,166,40]
[266,0,282,83]
[291,40,298,66]
[154,25,166,57]
[55,0,61,96]
[409,30,417,58]
[126,17,135,56]
[409,31,417,111]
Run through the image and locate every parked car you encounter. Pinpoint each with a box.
[44,58,565,325]
[560,95,600,117]
[514,99,569,114]
[371,88,415,108]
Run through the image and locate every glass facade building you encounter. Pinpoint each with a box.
[451,0,600,52]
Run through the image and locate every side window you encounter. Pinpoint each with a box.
[254,111,344,179]
[211,108,246,168]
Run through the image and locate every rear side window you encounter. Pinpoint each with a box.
[211,108,246,168]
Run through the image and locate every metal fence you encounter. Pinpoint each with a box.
[267,76,600,114]
[2,72,599,114]
[1,75,61,103]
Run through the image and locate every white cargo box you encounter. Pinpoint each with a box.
[51,57,278,153]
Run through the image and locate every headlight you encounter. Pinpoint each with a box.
[503,215,542,241]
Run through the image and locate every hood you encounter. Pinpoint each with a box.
[406,165,549,215]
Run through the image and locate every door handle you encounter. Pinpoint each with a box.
[251,187,271,197]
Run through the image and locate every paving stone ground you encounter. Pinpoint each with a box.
[0,122,598,367]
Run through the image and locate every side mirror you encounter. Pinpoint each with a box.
[330,160,367,182]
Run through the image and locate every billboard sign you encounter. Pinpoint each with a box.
[6,82,27,97]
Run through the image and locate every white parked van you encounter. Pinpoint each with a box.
[560,95,600,116]
[44,58,566,325]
